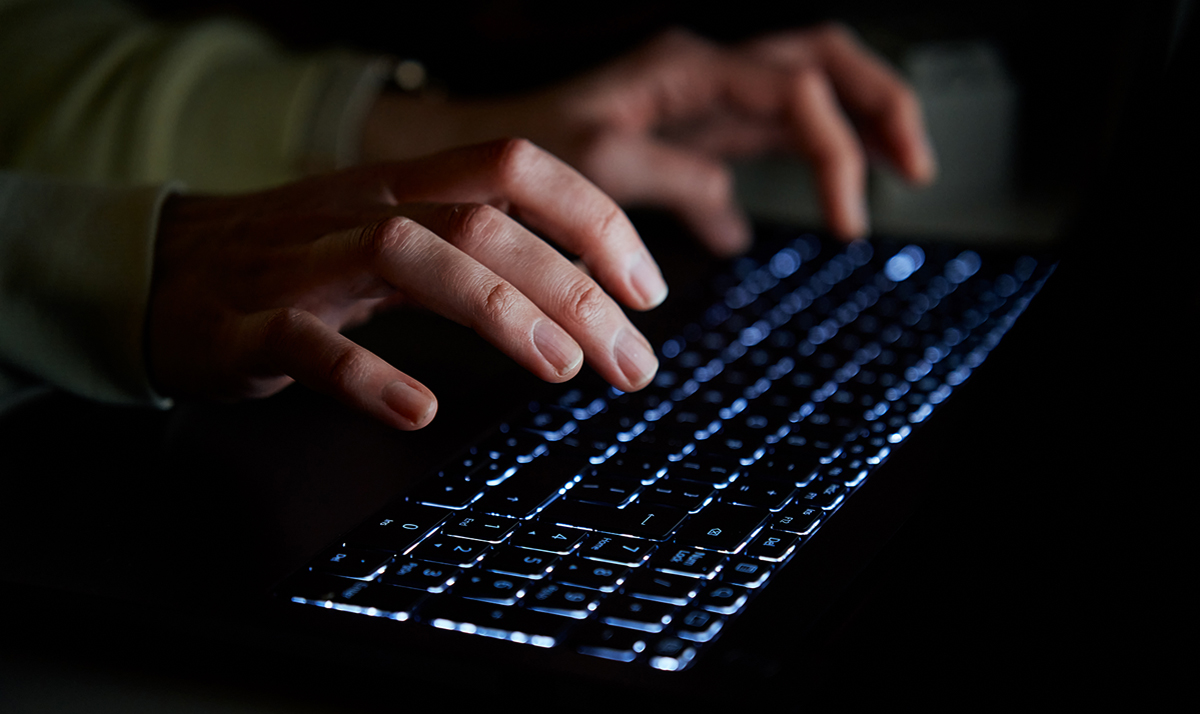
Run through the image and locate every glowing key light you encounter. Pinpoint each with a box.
[884,245,925,282]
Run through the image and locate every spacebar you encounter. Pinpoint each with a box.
[540,500,686,541]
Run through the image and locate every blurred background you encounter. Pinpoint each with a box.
[131,0,1138,242]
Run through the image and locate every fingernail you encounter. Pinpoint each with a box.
[534,320,583,379]
[614,327,658,389]
[383,380,433,427]
[629,253,668,309]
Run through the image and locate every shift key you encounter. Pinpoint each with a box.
[540,499,686,541]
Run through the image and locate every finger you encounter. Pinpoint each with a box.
[309,216,657,392]
[405,202,660,389]
[784,67,870,240]
[575,131,752,256]
[373,139,669,312]
[751,25,936,184]
[249,306,437,430]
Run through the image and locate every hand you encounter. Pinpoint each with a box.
[147,139,666,430]
[362,24,935,255]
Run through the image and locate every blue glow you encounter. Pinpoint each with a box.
[767,357,795,380]
[739,323,767,347]
[661,338,683,359]
[744,270,778,295]
[844,469,869,487]
[945,250,981,283]
[744,378,771,399]
[769,248,802,278]
[847,240,874,265]
[995,274,1019,297]
[719,398,748,420]
[616,421,647,442]
[1015,255,1038,281]
[867,446,890,465]
[909,404,934,423]
[725,286,752,309]
[580,644,644,663]
[884,245,925,282]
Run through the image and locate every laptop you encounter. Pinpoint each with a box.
[0,2,1190,709]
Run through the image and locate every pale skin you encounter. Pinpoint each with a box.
[361,25,936,254]
[147,25,935,430]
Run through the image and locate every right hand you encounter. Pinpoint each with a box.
[363,25,935,255]
[147,139,666,430]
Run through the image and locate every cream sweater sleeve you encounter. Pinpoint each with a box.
[0,0,392,407]
[0,0,389,191]
[0,172,174,406]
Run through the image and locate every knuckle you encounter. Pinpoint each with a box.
[260,307,308,351]
[321,343,373,393]
[260,307,307,343]
[443,202,505,249]
[482,137,539,186]
[593,201,628,243]
[559,278,609,328]
[358,216,418,264]
[478,278,523,325]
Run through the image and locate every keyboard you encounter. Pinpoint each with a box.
[277,229,1054,672]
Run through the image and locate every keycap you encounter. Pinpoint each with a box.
[524,582,601,619]
[600,597,676,632]
[408,536,490,567]
[380,558,459,593]
[310,546,392,579]
[744,529,800,562]
[509,524,587,554]
[622,570,702,605]
[279,571,425,617]
[648,546,725,579]
[719,556,773,588]
[696,583,749,614]
[479,546,559,579]
[555,565,626,598]
[344,503,450,554]
[576,534,657,566]
[541,499,686,541]
[570,622,647,662]
[639,479,714,512]
[673,608,725,642]
[773,504,822,535]
[439,512,519,543]
[673,502,770,554]
[418,597,571,646]
[451,572,530,605]
[471,454,586,518]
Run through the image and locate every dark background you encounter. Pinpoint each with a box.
[3,0,1193,709]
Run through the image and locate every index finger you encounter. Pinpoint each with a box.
[371,139,670,312]
[748,25,936,185]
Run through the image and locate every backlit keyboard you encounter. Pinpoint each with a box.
[277,230,1053,671]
